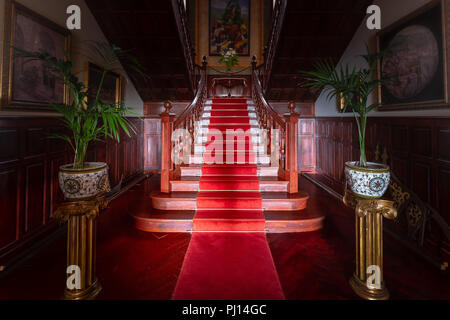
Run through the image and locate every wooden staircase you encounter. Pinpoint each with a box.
[133,58,323,233]
[151,97,309,211]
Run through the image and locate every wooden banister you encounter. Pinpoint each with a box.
[252,57,298,193]
[161,102,175,193]
[160,58,208,193]
[261,0,288,93]
[284,102,299,193]
[171,0,197,91]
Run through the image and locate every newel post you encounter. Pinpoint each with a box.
[161,101,174,193]
[284,101,299,193]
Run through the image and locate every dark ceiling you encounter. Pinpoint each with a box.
[86,0,372,103]
[267,0,373,102]
[85,0,193,101]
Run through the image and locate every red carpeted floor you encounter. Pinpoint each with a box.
[172,98,285,300]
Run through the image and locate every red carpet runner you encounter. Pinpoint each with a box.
[172,98,285,300]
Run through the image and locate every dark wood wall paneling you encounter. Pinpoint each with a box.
[142,102,191,172]
[142,101,316,172]
[0,117,144,266]
[144,118,161,172]
[270,102,316,172]
[314,117,450,260]
[314,117,450,224]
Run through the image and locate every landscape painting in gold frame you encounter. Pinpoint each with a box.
[0,0,71,111]
[376,0,449,111]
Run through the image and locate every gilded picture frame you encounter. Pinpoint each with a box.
[0,0,71,111]
[376,0,449,111]
[84,62,124,106]
[209,0,251,56]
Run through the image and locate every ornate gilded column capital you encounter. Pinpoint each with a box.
[54,195,108,221]
[355,199,397,220]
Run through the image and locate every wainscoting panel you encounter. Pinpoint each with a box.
[314,117,450,264]
[0,116,144,267]
[144,118,161,171]
[315,117,450,220]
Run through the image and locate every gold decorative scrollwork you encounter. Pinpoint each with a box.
[407,203,422,227]
[389,181,410,210]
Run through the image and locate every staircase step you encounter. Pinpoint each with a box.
[170,176,288,192]
[195,136,264,144]
[212,98,248,103]
[151,191,309,211]
[199,176,260,191]
[180,165,279,177]
[197,191,262,209]
[193,210,265,232]
[132,209,323,233]
[194,145,265,154]
[208,111,254,116]
[209,105,248,110]
[189,154,270,165]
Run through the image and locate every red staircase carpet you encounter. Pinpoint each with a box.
[172,98,285,300]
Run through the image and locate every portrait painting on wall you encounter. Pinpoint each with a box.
[209,0,250,56]
[85,62,123,105]
[377,0,448,110]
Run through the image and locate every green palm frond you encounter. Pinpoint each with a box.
[13,42,144,169]
[300,46,389,167]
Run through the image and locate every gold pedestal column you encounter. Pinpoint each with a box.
[54,195,108,300]
[344,191,397,300]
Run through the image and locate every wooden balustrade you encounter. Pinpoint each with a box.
[261,0,287,93]
[160,58,208,193]
[252,57,299,193]
[171,0,197,91]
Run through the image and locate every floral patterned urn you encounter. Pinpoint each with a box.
[59,162,111,200]
[345,162,390,199]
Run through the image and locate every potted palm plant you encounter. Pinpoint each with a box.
[302,49,390,199]
[15,42,145,200]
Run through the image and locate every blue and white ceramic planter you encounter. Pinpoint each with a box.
[59,162,111,200]
[345,162,390,199]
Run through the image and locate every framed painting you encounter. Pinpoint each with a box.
[84,62,123,105]
[0,0,71,111]
[209,0,250,56]
[377,0,449,111]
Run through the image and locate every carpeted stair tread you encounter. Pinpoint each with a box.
[213,98,248,103]
[209,117,251,124]
[211,111,251,116]
[197,191,262,199]
[201,164,258,176]
[172,98,285,300]
[209,105,248,110]
[200,175,259,181]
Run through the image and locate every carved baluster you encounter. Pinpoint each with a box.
[189,117,194,156]
[279,125,285,173]
[267,118,272,154]
[161,101,174,193]
[284,101,299,193]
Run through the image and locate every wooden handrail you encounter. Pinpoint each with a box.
[262,0,288,93]
[160,57,207,193]
[171,0,197,91]
[174,57,207,128]
[251,56,299,193]
[252,57,285,129]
